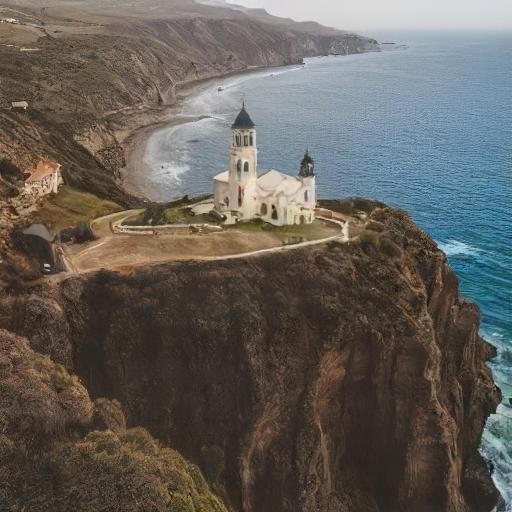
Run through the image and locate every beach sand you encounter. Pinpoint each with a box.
[117,81,209,199]
[117,64,297,200]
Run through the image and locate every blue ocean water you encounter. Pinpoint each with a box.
[135,31,512,504]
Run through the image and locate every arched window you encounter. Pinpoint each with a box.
[244,162,249,173]
[250,134,254,146]
[271,205,278,220]
[260,203,267,216]
[244,135,249,146]
[236,135,241,146]
[238,186,243,207]
[236,160,242,181]
[304,190,309,202]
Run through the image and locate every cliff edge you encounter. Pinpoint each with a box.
[1,200,501,511]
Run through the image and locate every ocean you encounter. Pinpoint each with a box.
[134,31,512,505]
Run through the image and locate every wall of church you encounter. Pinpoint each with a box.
[256,196,315,227]
[214,180,230,211]
[230,128,257,185]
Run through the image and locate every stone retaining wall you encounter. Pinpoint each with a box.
[112,222,222,236]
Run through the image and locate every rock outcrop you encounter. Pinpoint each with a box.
[4,202,500,511]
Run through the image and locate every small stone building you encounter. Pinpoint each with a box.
[24,160,63,198]
[11,101,28,110]
[213,104,316,226]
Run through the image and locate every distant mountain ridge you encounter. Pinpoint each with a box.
[0,0,378,204]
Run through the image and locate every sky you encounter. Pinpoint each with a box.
[229,0,512,31]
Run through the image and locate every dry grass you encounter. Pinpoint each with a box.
[64,217,342,273]
[0,329,228,511]
[227,218,338,242]
[29,186,122,232]
[39,428,228,512]
[0,23,42,45]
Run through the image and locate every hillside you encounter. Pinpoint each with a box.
[0,0,378,203]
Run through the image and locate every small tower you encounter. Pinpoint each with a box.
[299,150,316,210]
[228,103,257,211]
[299,150,315,178]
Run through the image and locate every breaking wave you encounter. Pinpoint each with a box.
[437,239,481,258]
[481,329,512,509]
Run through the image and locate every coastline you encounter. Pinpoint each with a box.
[118,63,305,201]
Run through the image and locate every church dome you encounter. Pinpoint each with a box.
[231,104,255,130]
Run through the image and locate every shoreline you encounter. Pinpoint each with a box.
[118,63,304,201]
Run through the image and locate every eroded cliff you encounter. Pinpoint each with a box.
[2,201,501,512]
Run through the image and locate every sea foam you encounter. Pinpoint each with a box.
[437,239,480,258]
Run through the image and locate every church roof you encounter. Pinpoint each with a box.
[231,104,255,130]
[214,170,229,183]
[26,160,61,183]
[257,170,303,197]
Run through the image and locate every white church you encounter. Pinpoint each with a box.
[213,104,316,226]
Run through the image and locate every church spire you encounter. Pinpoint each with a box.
[232,102,255,130]
[299,150,315,177]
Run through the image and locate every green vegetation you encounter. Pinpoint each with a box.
[320,198,386,216]
[129,204,200,226]
[30,186,122,232]
[226,218,339,243]
[0,158,23,198]
[126,197,216,227]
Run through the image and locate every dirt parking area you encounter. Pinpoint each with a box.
[64,217,343,273]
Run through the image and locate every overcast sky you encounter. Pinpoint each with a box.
[230,0,512,31]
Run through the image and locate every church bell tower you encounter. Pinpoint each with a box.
[229,103,257,210]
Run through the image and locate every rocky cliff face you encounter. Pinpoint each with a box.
[3,202,500,511]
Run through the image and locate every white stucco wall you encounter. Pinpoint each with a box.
[213,120,316,226]
[24,171,63,198]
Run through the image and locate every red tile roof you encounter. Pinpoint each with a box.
[26,160,61,184]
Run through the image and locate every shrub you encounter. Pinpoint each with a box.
[143,203,168,226]
[0,158,23,182]
[359,231,403,261]
[379,236,403,260]
[168,494,195,512]
[25,428,229,512]
[366,220,385,232]
[92,398,126,433]
[359,230,380,251]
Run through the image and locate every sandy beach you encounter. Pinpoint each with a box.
[117,79,212,200]
[118,64,302,201]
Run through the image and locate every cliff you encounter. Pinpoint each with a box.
[1,201,501,511]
